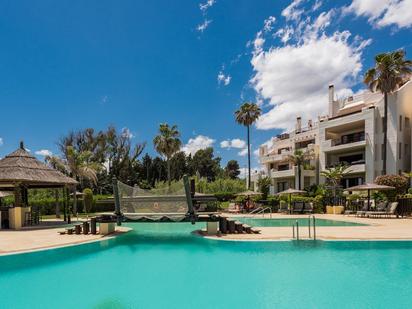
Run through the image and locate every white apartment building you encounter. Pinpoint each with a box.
[259,80,412,193]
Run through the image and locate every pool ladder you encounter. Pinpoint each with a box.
[249,206,272,218]
[292,215,316,240]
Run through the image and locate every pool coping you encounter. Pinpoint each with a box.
[0,227,132,257]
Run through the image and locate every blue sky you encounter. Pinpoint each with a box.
[0,0,411,173]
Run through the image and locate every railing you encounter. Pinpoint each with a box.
[292,216,316,240]
[331,134,365,146]
[249,206,272,218]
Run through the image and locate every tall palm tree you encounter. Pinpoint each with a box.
[153,123,182,185]
[364,50,412,175]
[288,149,314,190]
[235,102,261,189]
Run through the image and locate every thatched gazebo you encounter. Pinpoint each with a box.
[0,142,77,229]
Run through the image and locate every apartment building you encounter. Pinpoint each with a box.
[259,80,412,193]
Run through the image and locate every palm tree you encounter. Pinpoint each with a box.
[45,146,101,187]
[235,102,262,189]
[288,149,314,190]
[364,50,412,175]
[321,164,351,202]
[153,123,182,185]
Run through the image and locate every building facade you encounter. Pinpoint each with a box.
[259,80,412,193]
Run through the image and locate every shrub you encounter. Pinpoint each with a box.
[214,192,236,202]
[257,176,271,200]
[83,188,93,215]
[375,174,409,200]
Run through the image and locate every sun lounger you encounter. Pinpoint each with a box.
[278,201,289,213]
[292,202,305,213]
[356,204,369,217]
[227,203,240,213]
[366,202,398,218]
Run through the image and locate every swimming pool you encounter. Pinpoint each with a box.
[238,217,367,227]
[1,223,411,309]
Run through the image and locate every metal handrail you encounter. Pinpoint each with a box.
[292,219,299,240]
[249,206,272,218]
[249,207,263,214]
[309,215,316,240]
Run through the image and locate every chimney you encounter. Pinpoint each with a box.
[308,119,313,129]
[20,141,24,150]
[296,117,302,133]
[328,84,335,116]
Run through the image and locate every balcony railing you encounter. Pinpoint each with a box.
[331,132,365,146]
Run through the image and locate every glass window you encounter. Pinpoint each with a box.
[399,143,402,160]
[405,117,410,128]
[400,115,403,131]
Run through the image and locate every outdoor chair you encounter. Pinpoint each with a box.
[278,201,289,213]
[303,202,314,213]
[292,202,304,213]
[366,202,398,218]
[355,203,369,217]
[227,203,240,213]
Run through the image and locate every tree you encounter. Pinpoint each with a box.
[364,50,412,174]
[320,164,351,201]
[170,151,188,181]
[375,174,408,200]
[153,124,182,185]
[235,102,261,189]
[257,176,271,200]
[46,146,101,188]
[288,149,314,190]
[191,147,221,181]
[225,160,240,179]
[83,188,93,218]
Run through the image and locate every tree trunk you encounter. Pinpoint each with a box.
[382,92,388,175]
[247,124,251,190]
[298,163,301,190]
[167,158,171,186]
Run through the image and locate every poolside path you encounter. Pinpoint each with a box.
[0,220,130,255]
[206,214,412,241]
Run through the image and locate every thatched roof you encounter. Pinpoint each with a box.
[0,142,77,188]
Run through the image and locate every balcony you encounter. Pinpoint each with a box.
[271,168,295,179]
[260,151,291,164]
[324,162,365,174]
[322,137,366,153]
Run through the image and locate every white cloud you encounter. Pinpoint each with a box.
[263,16,276,32]
[182,135,215,155]
[345,0,412,29]
[250,5,370,131]
[197,19,212,32]
[121,127,134,139]
[217,71,231,86]
[200,0,216,13]
[0,138,3,146]
[220,138,246,149]
[239,167,261,179]
[282,0,305,21]
[100,95,108,105]
[35,149,53,157]
[238,148,248,157]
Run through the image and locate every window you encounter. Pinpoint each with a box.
[399,143,402,160]
[400,115,403,131]
[381,144,385,159]
[405,117,410,128]
[405,144,409,157]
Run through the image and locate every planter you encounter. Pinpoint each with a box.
[326,205,344,214]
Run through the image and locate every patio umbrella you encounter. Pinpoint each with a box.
[0,191,13,198]
[276,188,306,214]
[345,183,394,210]
[236,190,262,196]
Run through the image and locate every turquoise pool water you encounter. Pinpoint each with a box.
[1,223,411,309]
[238,218,367,227]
